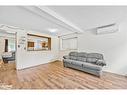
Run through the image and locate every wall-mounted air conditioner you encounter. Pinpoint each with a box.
[96,23,118,34]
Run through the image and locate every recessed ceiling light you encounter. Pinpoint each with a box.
[48,29,58,33]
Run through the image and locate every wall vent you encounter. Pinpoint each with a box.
[96,23,118,34]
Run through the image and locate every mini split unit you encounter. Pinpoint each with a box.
[96,23,118,34]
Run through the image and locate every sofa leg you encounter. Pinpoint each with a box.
[98,75,101,78]
[98,74,102,78]
[3,60,8,63]
[63,64,67,67]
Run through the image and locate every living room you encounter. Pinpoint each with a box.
[0,6,127,90]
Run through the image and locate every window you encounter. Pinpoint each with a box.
[61,37,78,50]
[8,39,16,52]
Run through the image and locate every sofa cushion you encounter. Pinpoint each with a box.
[70,56,77,60]
[87,53,103,59]
[86,58,98,63]
[78,52,87,57]
[2,52,12,58]
[96,59,106,66]
[82,62,102,71]
[77,57,86,62]
[63,59,82,66]
[71,60,83,66]
[69,52,78,57]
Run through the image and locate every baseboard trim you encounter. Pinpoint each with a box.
[17,60,59,71]
[103,70,126,77]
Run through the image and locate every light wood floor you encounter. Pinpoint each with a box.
[0,60,3,64]
[0,61,127,89]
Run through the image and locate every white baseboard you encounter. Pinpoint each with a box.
[103,69,126,76]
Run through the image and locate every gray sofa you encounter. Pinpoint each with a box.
[63,52,106,77]
[2,51,15,63]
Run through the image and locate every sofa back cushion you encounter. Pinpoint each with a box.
[68,52,103,63]
[69,52,78,57]
[70,56,77,60]
[86,57,98,63]
[77,52,87,58]
[87,53,103,60]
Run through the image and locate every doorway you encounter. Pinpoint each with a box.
[0,30,16,71]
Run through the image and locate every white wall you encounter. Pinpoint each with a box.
[16,30,59,70]
[78,22,127,75]
[59,33,78,60]
[59,22,127,75]
[0,37,5,59]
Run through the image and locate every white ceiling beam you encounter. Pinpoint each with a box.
[23,6,74,32]
[37,6,84,33]
[23,6,84,33]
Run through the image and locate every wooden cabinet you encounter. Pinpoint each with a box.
[28,41,34,47]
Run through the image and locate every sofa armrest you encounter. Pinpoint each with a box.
[63,55,70,59]
[96,59,106,66]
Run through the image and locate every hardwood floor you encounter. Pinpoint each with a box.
[0,61,127,89]
[0,60,3,64]
[0,62,16,72]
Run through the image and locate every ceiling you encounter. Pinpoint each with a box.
[0,6,127,36]
[0,6,74,36]
[48,6,127,29]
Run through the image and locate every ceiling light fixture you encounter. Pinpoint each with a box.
[48,29,58,33]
